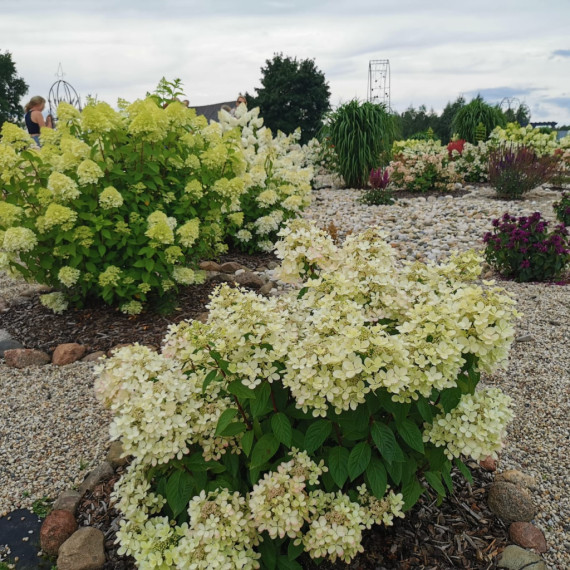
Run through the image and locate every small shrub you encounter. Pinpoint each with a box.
[361,167,394,204]
[389,139,460,192]
[553,191,570,226]
[96,220,518,569]
[483,212,570,282]
[488,144,559,199]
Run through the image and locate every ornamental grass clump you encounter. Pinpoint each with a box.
[483,212,570,282]
[553,192,570,226]
[488,144,559,199]
[328,100,396,188]
[96,219,518,569]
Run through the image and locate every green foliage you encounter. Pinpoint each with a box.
[0,100,246,313]
[32,496,54,518]
[503,102,531,126]
[483,212,570,282]
[247,53,331,144]
[553,192,570,226]
[475,122,487,142]
[451,95,506,144]
[146,77,186,108]
[0,50,28,127]
[396,104,439,141]
[434,96,466,142]
[328,100,396,188]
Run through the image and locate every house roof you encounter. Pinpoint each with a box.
[190,101,235,122]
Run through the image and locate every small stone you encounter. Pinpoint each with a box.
[479,456,497,471]
[77,462,114,496]
[0,337,24,357]
[53,490,82,514]
[195,312,209,324]
[52,343,87,366]
[57,527,106,570]
[488,481,536,523]
[259,282,275,296]
[509,522,548,553]
[106,441,128,468]
[515,335,534,343]
[267,261,279,270]
[3,348,51,368]
[496,470,537,490]
[497,545,546,569]
[0,297,9,312]
[233,271,265,289]
[40,510,77,556]
[81,351,106,362]
[218,261,245,273]
[199,260,222,272]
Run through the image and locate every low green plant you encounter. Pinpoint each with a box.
[361,167,394,204]
[483,212,570,281]
[32,496,54,518]
[328,100,396,188]
[96,220,517,569]
[475,122,487,142]
[451,96,506,144]
[553,191,570,225]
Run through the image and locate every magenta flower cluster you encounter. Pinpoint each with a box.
[483,212,570,282]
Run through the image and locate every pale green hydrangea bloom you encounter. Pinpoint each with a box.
[2,226,38,253]
[121,300,143,315]
[0,202,23,228]
[58,266,81,288]
[36,204,77,233]
[40,292,68,314]
[98,265,122,287]
[47,171,80,202]
[176,218,200,247]
[99,186,124,209]
[77,159,104,185]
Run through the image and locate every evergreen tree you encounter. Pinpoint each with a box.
[434,96,466,142]
[246,53,330,144]
[0,51,28,127]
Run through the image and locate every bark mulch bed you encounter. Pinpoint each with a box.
[0,251,277,355]
[2,250,509,568]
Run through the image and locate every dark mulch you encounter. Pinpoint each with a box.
[79,462,507,570]
[0,250,277,354]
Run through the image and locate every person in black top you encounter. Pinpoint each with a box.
[24,96,49,145]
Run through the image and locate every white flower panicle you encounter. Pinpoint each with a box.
[423,388,514,461]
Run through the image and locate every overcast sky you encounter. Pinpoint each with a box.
[2,0,570,124]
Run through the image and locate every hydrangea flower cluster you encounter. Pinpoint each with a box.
[0,98,311,313]
[423,388,514,460]
[218,105,313,252]
[97,219,517,569]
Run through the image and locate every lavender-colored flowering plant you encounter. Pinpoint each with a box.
[483,212,570,282]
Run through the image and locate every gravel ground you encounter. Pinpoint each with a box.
[0,182,568,568]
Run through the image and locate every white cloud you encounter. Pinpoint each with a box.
[3,0,570,123]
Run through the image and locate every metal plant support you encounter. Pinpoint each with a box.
[47,63,82,122]
[367,59,391,110]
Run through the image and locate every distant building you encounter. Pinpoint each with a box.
[529,121,557,129]
[190,101,235,122]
